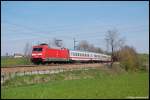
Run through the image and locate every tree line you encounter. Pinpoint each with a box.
[105,29,148,71]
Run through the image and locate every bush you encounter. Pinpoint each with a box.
[118,46,139,71]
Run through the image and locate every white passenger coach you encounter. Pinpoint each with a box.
[69,50,111,62]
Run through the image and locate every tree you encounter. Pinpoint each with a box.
[77,40,89,51]
[119,45,139,71]
[105,29,125,68]
[88,44,95,52]
[77,40,104,53]
[94,47,104,53]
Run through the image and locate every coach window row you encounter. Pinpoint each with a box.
[72,52,90,57]
[101,56,106,58]
[94,55,101,58]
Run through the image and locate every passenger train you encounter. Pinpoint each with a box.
[31,44,111,64]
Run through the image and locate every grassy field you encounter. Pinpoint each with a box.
[138,54,149,63]
[1,57,32,67]
[138,54,149,67]
[137,54,149,71]
[1,68,149,99]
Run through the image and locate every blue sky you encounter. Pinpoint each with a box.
[1,1,149,55]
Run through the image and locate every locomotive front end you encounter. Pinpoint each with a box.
[31,44,47,64]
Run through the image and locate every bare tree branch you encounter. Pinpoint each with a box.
[105,29,125,68]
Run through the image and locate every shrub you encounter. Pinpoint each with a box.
[118,46,139,71]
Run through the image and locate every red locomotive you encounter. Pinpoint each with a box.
[31,44,111,64]
[31,44,70,64]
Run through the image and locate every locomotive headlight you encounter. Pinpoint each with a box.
[32,53,42,56]
[32,54,36,56]
[37,53,42,56]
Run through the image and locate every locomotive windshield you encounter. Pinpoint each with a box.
[33,48,42,52]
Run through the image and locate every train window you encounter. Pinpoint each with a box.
[75,53,77,56]
[82,53,84,56]
[86,54,88,57]
[103,56,106,58]
[33,48,42,52]
[86,54,87,57]
[90,54,92,57]
[73,53,75,56]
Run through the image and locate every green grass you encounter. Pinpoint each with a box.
[2,69,108,87]
[137,54,149,71]
[138,54,149,64]
[1,69,149,99]
[1,57,32,67]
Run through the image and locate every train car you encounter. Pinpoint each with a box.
[69,50,111,62]
[69,50,91,62]
[31,44,70,64]
[31,44,111,64]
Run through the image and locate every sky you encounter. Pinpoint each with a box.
[1,1,149,56]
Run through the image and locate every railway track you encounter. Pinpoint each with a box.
[1,63,105,74]
[1,63,87,69]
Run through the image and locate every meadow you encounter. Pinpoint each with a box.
[1,68,149,99]
[1,57,32,67]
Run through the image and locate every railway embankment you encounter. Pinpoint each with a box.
[1,63,107,84]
